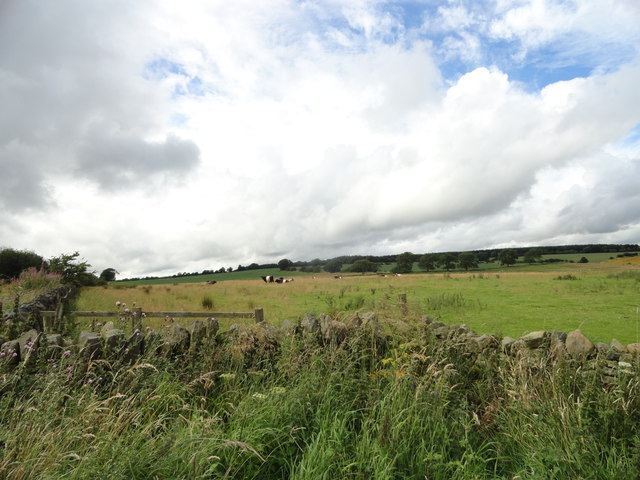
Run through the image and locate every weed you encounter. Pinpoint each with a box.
[555,274,578,280]
[425,292,469,310]
[201,295,214,310]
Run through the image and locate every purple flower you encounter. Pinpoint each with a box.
[124,308,130,314]
[63,350,71,357]
[116,301,122,307]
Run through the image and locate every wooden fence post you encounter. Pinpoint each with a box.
[42,311,54,333]
[254,308,264,323]
[54,301,64,333]
[398,294,408,316]
[134,307,143,331]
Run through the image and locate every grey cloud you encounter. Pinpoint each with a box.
[75,132,200,189]
[555,159,640,235]
[0,143,52,211]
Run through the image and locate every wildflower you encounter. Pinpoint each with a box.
[116,301,122,307]
[0,351,5,357]
[63,350,71,357]
[141,312,146,318]
[12,352,18,358]
[252,393,267,400]
[124,308,130,314]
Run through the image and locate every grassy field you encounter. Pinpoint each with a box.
[74,262,640,345]
[3,258,640,479]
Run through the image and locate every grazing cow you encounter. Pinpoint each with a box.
[334,275,342,279]
[206,280,217,285]
[261,275,275,283]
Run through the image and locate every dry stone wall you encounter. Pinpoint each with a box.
[1,312,639,379]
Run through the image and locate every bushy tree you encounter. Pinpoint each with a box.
[0,248,44,280]
[278,258,293,271]
[99,268,119,282]
[47,251,103,286]
[458,252,479,271]
[347,259,378,273]
[392,252,414,274]
[323,258,344,273]
[439,253,457,271]
[523,248,543,264]
[498,249,517,267]
[418,254,438,271]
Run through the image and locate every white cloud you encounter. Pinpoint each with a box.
[1,0,639,278]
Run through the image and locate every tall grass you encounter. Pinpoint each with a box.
[1,322,638,479]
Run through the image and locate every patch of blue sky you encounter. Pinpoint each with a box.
[143,58,188,81]
[392,0,435,31]
[169,113,189,127]
[171,77,208,99]
[619,124,640,147]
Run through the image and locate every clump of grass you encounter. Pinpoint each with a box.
[201,295,214,310]
[608,271,640,282]
[425,292,469,310]
[555,274,578,280]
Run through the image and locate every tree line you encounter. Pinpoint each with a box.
[2,243,637,284]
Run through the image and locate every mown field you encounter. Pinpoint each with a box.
[75,261,640,345]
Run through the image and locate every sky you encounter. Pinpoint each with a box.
[1,0,639,279]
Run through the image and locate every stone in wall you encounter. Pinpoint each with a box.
[521,331,548,349]
[565,330,595,357]
[78,331,102,358]
[627,343,640,355]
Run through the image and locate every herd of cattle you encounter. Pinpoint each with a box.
[203,273,402,286]
[260,275,294,283]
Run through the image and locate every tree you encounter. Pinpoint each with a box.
[439,253,458,271]
[278,258,293,271]
[392,252,414,274]
[578,256,589,263]
[0,248,44,280]
[323,258,344,273]
[418,254,438,271]
[47,251,102,286]
[458,252,479,271]
[99,268,119,282]
[523,248,542,264]
[347,259,378,273]
[498,249,517,267]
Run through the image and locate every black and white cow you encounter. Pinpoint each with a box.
[261,275,275,283]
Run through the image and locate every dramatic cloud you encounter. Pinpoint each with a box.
[1,0,638,278]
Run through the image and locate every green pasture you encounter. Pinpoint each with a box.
[115,268,303,286]
[75,262,640,345]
